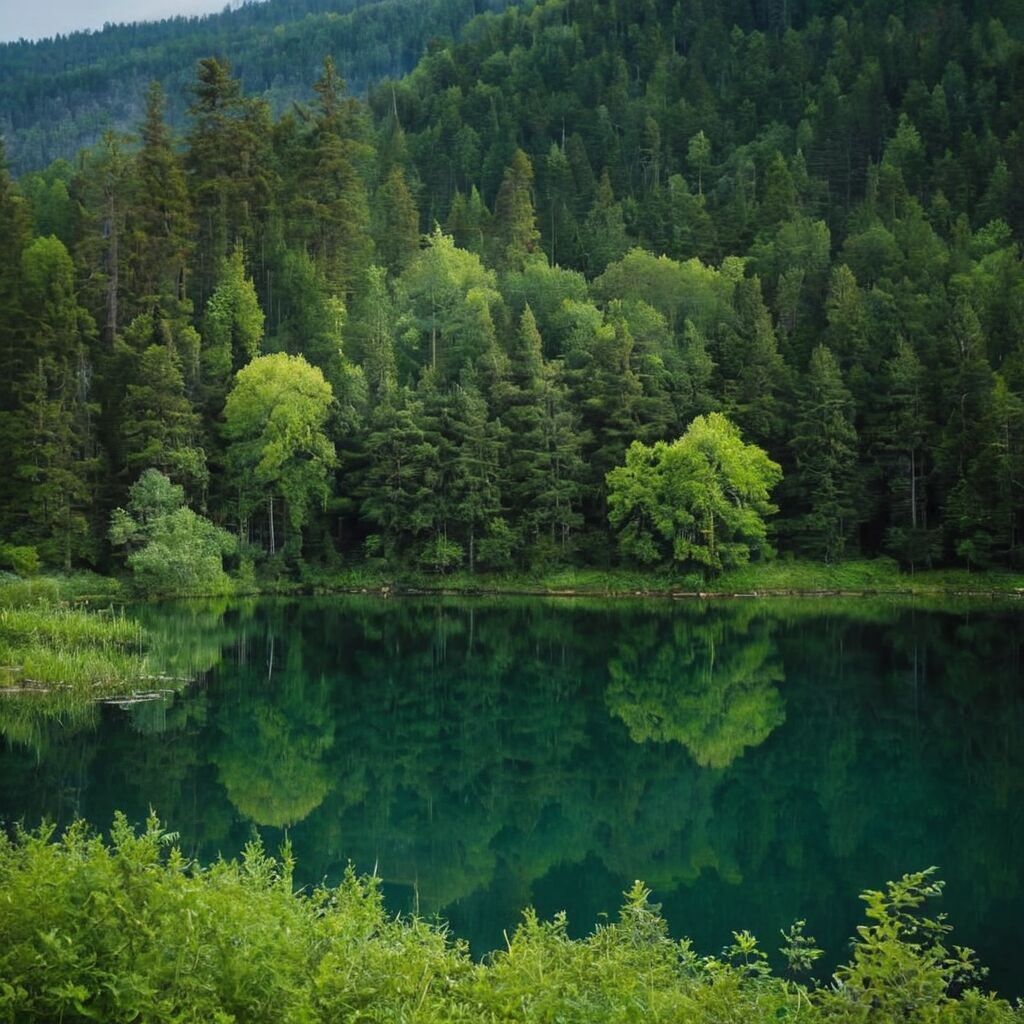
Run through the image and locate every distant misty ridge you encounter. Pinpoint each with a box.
[0,0,265,44]
[0,0,509,174]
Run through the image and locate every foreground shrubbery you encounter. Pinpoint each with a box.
[0,816,1019,1023]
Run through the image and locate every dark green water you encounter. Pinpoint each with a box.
[1,596,1022,992]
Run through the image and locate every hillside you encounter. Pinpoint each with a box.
[0,0,512,174]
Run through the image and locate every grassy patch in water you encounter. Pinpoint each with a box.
[0,579,158,740]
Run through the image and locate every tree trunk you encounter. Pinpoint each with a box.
[268,494,276,555]
[105,192,119,346]
[910,448,917,529]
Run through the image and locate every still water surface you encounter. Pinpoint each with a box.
[1,596,1022,991]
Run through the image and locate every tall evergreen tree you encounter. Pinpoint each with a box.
[186,57,273,303]
[2,237,99,568]
[372,166,419,278]
[127,82,194,316]
[201,245,265,415]
[789,345,860,561]
[490,150,540,270]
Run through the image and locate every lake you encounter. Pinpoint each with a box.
[1,595,1022,993]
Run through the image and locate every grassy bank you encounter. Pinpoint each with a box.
[300,558,1024,599]
[5,558,1024,611]
[0,815,1018,1023]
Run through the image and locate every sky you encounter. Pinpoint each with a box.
[0,0,239,43]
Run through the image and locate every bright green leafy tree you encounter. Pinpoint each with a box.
[607,412,781,571]
[223,353,336,555]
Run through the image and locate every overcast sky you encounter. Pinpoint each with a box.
[0,1,236,43]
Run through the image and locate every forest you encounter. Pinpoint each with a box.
[2,0,1024,592]
[0,0,514,174]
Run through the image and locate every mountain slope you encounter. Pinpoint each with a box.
[0,0,512,173]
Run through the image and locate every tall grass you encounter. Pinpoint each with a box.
[0,578,157,746]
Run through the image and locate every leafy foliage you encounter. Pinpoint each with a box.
[607,414,781,570]
[0,816,1019,1022]
[110,470,235,596]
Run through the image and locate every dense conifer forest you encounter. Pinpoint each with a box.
[2,0,1024,589]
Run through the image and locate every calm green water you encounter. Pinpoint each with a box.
[2,596,1023,992]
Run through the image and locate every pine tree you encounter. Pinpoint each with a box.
[73,130,133,346]
[450,378,504,572]
[349,266,397,396]
[201,245,265,414]
[491,149,540,270]
[446,186,490,255]
[939,299,999,566]
[127,82,194,316]
[497,307,585,559]
[542,143,577,267]
[296,57,374,299]
[2,237,99,569]
[120,341,208,498]
[879,339,935,569]
[186,57,273,304]
[0,139,28,414]
[359,389,437,562]
[716,276,787,448]
[372,166,419,277]
[789,345,860,561]
[579,171,629,277]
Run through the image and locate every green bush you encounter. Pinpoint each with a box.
[0,817,1019,1024]
[110,470,236,597]
[0,544,40,577]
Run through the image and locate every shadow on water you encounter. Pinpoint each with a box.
[1,595,1022,992]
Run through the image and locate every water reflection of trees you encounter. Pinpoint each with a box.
[606,611,785,767]
[1,597,1021,983]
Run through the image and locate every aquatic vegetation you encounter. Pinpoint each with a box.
[0,580,171,743]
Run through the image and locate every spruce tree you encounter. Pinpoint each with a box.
[127,82,194,316]
[491,150,540,270]
[372,166,419,277]
[2,237,99,569]
[120,341,208,499]
[789,345,860,561]
[201,245,265,415]
[186,57,273,304]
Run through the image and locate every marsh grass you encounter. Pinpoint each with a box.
[0,580,161,742]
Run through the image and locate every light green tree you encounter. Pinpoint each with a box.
[396,227,501,379]
[223,353,336,554]
[606,413,781,571]
[201,245,264,412]
[109,469,235,595]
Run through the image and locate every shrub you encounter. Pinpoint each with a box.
[0,818,1019,1024]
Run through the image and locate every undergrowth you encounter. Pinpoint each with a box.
[0,815,1019,1023]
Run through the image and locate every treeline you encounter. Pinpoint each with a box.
[0,0,513,174]
[1,0,1024,581]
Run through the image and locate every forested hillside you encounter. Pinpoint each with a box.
[0,0,512,174]
[1,0,1023,587]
